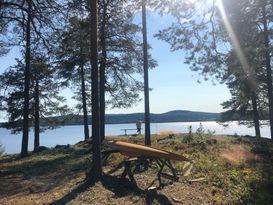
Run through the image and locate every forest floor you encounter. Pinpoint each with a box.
[0,131,273,205]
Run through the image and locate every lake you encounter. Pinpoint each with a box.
[0,121,270,154]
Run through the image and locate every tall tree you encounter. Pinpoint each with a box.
[65,0,157,144]
[221,50,262,137]
[154,0,272,137]
[261,0,273,139]
[98,0,108,143]
[97,0,157,142]
[218,0,264,137]
[0,0,65,156]
[0,57,69,150]
[22,0,32,157]
[56,17,91,141]
[141,0,151,145]
[89,0,102,181]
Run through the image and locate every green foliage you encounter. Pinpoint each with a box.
[0,57,70,133]
[218,0,267,126]
[56,16,91,113]
[182,123,216,149]
[193,123,211,150]
[57,1,158,112]
[182,125,193,143]
[0,0,64,52]
[0,24,10,57]
[154,0,271,129]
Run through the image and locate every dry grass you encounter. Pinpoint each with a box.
[156,130,177,135]
[219,144,259,164]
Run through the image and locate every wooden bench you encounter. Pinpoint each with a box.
[121,128,140,135]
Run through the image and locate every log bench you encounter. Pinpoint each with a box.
[121,128,141,135]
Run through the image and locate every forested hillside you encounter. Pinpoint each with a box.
[47,110,220,125]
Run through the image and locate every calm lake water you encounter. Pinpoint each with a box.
[0,121,270,154]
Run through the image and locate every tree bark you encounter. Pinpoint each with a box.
[262,2,273,139]
[142,0,151,145]
[99,0,109,143]
[89,0,102,181]
[251,92,261,137]
[21,0,32,157]
[80,29,90,141]
[34,79,40,150]
[80,64,90,141]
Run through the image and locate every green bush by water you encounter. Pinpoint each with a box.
[0,142,4,156]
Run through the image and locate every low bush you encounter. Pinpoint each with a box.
[0,142,5,156]
[182,123,216,150]
[182,125,193,143]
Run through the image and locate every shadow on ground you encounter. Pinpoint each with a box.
[0,146,89,198]
[50,174,172,205]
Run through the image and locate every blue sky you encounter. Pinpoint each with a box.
[0,11,231,120]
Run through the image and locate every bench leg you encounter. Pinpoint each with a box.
[165,160,178,180]
[155,159,178,187]
[120,160,137,187]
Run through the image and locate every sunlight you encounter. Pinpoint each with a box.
[217,0,257,88]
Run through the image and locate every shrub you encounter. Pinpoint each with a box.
[0,142,5,156]
[182,125,193,143]
[193,123,210,149]
[183,123,216,150]
[251,140,272,157]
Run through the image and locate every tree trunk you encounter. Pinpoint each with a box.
[251,92,261,137]
[80,29,90,141]
[21,0,32,157]
[142,0,151,146]
[34,79,40,150]
[262,3,273,139]
[89,0,102,181]
[99,0,109,143]
[80,64,90,141]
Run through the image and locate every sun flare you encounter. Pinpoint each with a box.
[217,0,257,88]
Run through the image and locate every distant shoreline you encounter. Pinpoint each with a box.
[0,120,218,129]
[0,110,221,127]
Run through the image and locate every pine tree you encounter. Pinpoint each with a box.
[0,56,69,151]
[56,17,91,141]
[89,0,101,182]
[58,0,157,144]
[154,0,272,138]
[0,0,65,156]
